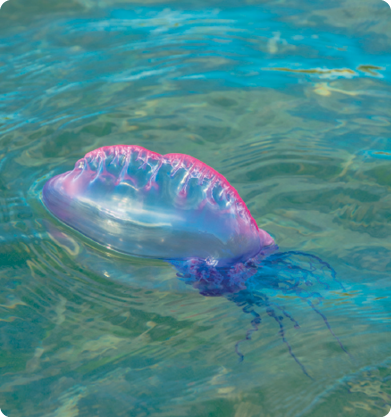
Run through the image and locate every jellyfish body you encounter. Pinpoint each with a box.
[43,145,273,266]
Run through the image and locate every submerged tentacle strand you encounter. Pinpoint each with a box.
[265,303,313,380]
[307,301,352,359]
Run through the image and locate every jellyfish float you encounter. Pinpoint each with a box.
[42,145,350,378]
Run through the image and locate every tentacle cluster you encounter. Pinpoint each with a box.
[170,248,350,379]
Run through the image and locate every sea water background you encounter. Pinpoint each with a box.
[0,0,391,416]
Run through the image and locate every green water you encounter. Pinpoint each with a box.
[0,0,390,416]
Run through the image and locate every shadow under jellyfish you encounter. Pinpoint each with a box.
[42,145,351,378]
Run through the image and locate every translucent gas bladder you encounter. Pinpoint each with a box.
[42,145,274,266]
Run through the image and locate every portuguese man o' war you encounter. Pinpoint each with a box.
[42,145,351,378]
[43,145,273,267]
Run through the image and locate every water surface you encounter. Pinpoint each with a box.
[0,0,391,416]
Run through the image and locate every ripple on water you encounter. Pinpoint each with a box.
[0,1,391,416]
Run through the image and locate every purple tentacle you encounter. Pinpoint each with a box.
[283,251,346,291]
[266,305,313,380]
[307,301,353,359]
[235,306,262,362]
[270,302,300,329]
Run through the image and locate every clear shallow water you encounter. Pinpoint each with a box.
[0,0,391,416]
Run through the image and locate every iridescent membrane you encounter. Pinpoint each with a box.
[43,145,274,267]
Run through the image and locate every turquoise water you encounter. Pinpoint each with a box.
[1,0,391,415]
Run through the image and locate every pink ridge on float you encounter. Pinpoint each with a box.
[42,145,274,266]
